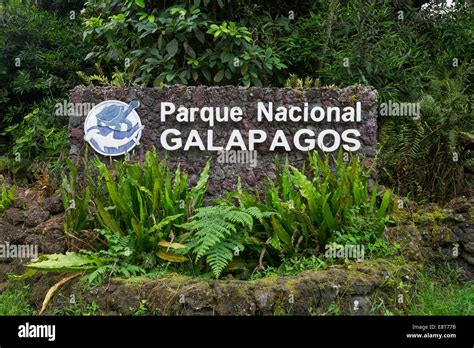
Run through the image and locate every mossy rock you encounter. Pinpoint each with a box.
[28,259,416,316]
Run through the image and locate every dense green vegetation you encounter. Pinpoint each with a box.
[1,0,472,199]
[0,3,93,181]
[21,149,392,280]
[0,0,472,316]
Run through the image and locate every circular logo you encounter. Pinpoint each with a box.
[84,100,143,156]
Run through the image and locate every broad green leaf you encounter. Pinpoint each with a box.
[158,240,186,249]
[135,0,145,8]
[165,72,175,82]
[265,47,272,59]
[214,70,225,83]
[166,39,179,57]
[26,253,108,272]
[157,250,188,262]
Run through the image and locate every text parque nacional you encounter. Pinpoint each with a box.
[158,101,363,152]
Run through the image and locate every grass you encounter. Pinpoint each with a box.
[0,283,34,315]
[50,295,99,316]
[408,263,474,315]
[250,255,329,280]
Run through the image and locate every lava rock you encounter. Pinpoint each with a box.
[464,242,474,254]
[348,296,370,315]
[0,220,26,244]
[25,207,50,227]
[43,192,64,214]
[4,207,25,225]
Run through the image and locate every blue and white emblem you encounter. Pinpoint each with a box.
[84,100,143,156]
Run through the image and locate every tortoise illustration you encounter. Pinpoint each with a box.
[96,100,140,131]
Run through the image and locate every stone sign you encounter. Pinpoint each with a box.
[69,85,378,195]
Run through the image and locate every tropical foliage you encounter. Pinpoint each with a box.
[19,149,393,280]
[1,0,473,200]
[224,151,391,259]
[81,0,286,87]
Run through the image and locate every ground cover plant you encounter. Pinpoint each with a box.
[406,263,474,315]
[0,283,34,316]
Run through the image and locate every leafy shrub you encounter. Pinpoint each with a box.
[0,4,91,122]
[379,72,474,201]
[25,149,211,282]
[281,0,473,103]
[24,150,394,281]
[279,0,473,200]
[21,149,213,281]
[93,150,210,254]
[81,0,286,86]
[0,4,92,180]
[61,149,210,255]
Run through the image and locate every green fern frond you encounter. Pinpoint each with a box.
[182,205,270,278]
[205,237,244,278]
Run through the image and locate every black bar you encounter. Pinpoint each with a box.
[0,316,472,346]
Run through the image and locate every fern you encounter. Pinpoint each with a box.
[284,74,319,89]
[379,72,473,201]
[181,205,268,278]
[205,236,244,279]
[82,228,145,284]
